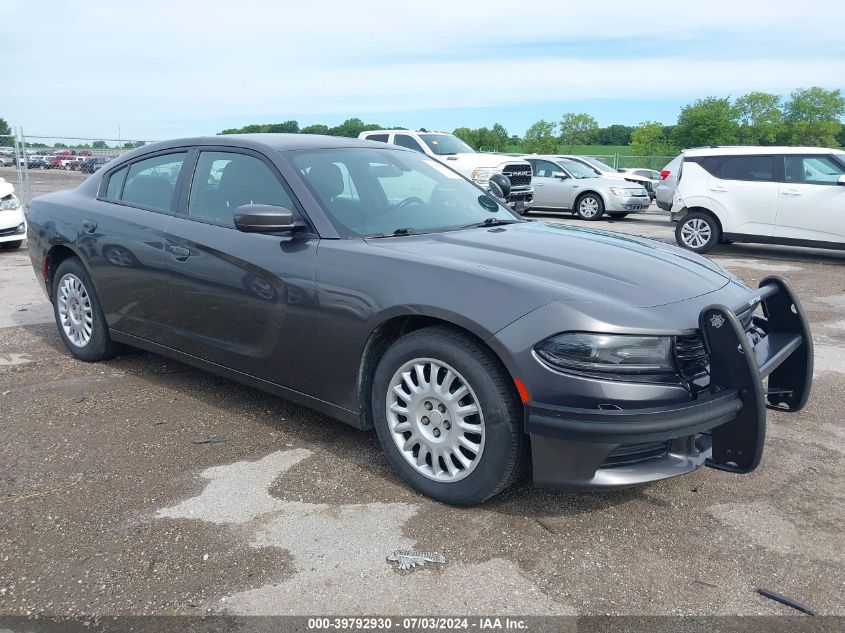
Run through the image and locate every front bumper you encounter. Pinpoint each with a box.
[0,208,26,243]
[607,194,650,212]
[526,276,813,488]
[507,187,533,211]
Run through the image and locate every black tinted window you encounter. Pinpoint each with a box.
[121,153,186,212]
[699,155,774,182]
[365,134,389,143]
[104,166,127,200]
[188,152,294,227]
[393,134,425,153]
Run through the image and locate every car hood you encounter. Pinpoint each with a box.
[436,153,529,173]
[573,176,646,190]
[0,178,14,198]
[366,221,731,309]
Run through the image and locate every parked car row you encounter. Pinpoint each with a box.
[659,146,845,253]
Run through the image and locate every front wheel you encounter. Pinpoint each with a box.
[372,326,526,505]
[675,211,720,253]
[52,258,121,362]
[575,194,604,220]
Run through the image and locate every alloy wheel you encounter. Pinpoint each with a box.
[579,197,600,218]
[386,358,485,483]
[57,273,93,347]
[680,218,712,249]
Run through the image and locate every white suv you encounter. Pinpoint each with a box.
[671,146,845,253]
[358,129,533,212]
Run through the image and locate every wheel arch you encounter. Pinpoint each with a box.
[574,189,606,209]
[44,244,87,300]
[356,313,522,431]
[681,206,725,236]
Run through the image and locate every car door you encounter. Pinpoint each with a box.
[164,147,320,390]
[87,151,189,342]
[775,154,845,244]
[697,154,778,236]
[528,159,572,209]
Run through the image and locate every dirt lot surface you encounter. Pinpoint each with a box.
[1,211,844,620]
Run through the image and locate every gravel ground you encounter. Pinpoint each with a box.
[1,211,844,620]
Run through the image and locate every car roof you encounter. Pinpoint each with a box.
[360,130,451,136]
[130,133,401,154]
[684,146,844,157]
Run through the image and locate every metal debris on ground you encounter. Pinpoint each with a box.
[756,588,816,616]
[387,549,446,570]
[193,436,229,445]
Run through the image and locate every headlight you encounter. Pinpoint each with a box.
[16,222,25,234]
[535,333,674,374]
[609,186,644,197]
[0,193,20,211]
[470,167,496,183]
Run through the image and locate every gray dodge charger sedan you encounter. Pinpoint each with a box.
[25,134,813,505]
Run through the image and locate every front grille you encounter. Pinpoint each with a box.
[674,333,709,382]
[502,163,532,187]
[0,226,20,237]
[602,441,670,468]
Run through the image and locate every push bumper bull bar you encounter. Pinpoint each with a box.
[526,275,813,486]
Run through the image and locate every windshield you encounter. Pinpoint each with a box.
[419,134,474,156]
[579,156,616,173]
[290,147,518,237]
[559,159,599,179]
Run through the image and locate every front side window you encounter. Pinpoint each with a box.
[188,151,294,226]
[291,147,516,237]
[393,134,425,153]
[784,155,845,185]
[120,153,187,212]
[365,133,389,143]
[531,160,562,178]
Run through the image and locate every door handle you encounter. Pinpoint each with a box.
[168,245,191,261]
[535,183,543,187]
[82,219,98,233]
[781,189,802,196]
[710,186,728,193]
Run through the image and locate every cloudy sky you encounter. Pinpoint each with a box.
[5,1,844,141]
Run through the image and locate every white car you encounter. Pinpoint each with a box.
[358,129,534,212]
[671,146,845,253]
[618,167,660,200]
[557,155,655,198]
[0,177,26,250]
[526,156,650,220]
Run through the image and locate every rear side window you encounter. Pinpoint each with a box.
[698,155,774,182]
[120,153,187,212]
[784,155,845,185]
[104,166,128,200]
[393,134,425,153]
[365,134,389,143]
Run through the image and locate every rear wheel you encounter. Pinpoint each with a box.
[675,211,720,253]
[575,194,604,220]
[372,326,526,505]
[52,258,120,362]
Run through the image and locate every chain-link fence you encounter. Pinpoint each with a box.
[11,134,154,205]
[582,154,676,171]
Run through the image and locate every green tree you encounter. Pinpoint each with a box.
[0,117,10,137]
[522,119,558,154]
[452,127,478,149]
[328,118,382,138]
[92,140,108,149]
[123,141,144,149]
[54,143,68,149]
[673,97,738,148]
[509,135,522,147]
[301,124,330,135]
[595,124,633,145]
[491,123,509,152]
[734,92,783,145]
[630,121,673,156]
[266,120,300,134]
[784,87,845,146]
[559,113,599,152]
[837,126,845,148]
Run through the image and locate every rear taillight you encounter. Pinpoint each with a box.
[660,170,670,180]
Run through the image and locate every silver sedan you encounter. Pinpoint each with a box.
[525,156,650,220]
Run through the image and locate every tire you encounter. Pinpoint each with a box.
[371,326,526,505]
[675,211,721,253]
[0,240,22,250]
[607,213,629,219]
[575,193,604,220]
[51,258,120,362]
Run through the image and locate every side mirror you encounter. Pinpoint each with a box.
[488,173,511,199]
[234,204,298,233]
[838,175,845,187]
[553,171,569,179]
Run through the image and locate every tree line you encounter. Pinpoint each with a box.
[216,87,845,155]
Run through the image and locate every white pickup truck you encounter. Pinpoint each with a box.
[358,129,533,212]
